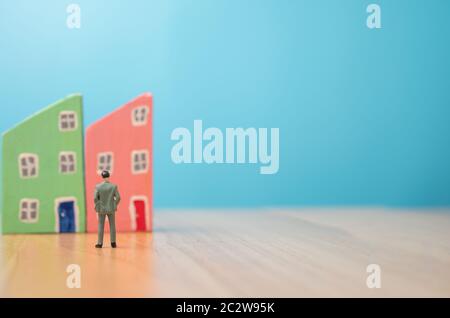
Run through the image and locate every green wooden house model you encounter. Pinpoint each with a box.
[1,94,86,234]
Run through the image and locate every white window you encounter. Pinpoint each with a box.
[18,153,38,178]
[97,152,113,174]
[131,106,149,126]
[59,151,76,174]
[131,150,149,174]
[19,199,39,223]
[59,111,77,131]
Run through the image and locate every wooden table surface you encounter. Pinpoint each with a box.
[1,208,450,297]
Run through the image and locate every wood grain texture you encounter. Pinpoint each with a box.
[1,208,450,297]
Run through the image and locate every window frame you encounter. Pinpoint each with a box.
[97,152,114,175]
[59,111,78,132]
[18,198,39,223]
[131,150,149,174]
[59,151,77,174]
[131,105,149,126]
[18,153,39,179]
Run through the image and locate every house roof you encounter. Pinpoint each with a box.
[86,92,152,132]
[1,94,82,137]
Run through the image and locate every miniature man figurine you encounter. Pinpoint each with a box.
[94,170,121,248]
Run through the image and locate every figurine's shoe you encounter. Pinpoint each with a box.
[95,244,102,248]
[111,242,117,248]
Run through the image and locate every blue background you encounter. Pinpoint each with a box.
[1,0,449,208]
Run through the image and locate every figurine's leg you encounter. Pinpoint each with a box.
[97,214,106,245]
[108,213,116,243]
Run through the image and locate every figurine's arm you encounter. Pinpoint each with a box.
[94,187,100,205]
[114,186,121,205]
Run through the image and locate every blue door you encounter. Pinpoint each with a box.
[58,201,75,232]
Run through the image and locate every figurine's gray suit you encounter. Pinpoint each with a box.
[94,181,121,245]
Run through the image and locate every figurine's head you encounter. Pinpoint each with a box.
[101,170,110,179]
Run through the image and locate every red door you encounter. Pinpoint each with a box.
[133,200,146,231]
